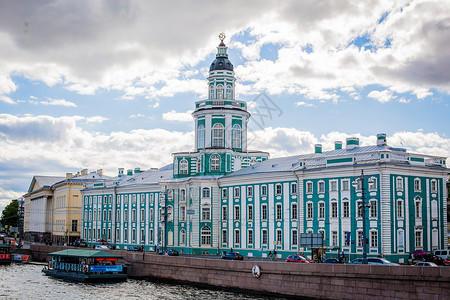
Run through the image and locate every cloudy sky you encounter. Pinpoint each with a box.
[1,0,449,212]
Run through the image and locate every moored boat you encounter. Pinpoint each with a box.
[0,244,11,265]
[42,249,127,282]
[12,253,30,263]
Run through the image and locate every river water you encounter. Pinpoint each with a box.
[0,264,285,300]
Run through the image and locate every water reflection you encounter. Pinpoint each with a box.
[0,264,285,300]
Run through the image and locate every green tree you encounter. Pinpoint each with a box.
[0,199,19,229]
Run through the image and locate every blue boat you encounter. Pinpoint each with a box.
[42,249,127,282]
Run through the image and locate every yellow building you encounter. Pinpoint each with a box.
[23,169,109,244]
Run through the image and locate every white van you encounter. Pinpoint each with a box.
[433,249,449,259]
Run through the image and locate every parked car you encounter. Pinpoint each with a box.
[349,258,399,265]
[415,262,438,267]
[323,258,341,264]
[127,246,143,252]
[286,255,313,263]
[221,252,243,260]
[166,249,179,256]
[433,249,449,260]
[95,245,110,250]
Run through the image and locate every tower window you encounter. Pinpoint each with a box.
[179,159,188,175]
[232,124,241,149]
[212,123,224,147]
[198,124,205,149]
[210,154,220,171]
[217,84,224,99]
[226,84,232,99]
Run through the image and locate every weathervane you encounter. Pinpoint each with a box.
[219,32,226,42]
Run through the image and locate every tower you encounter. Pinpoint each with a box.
[172,33,269,178]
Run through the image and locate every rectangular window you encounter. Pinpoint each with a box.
[342,180,350,191]
[307,202,313,219]
[415,201,422,218]
[149,229,153,242]
[222,229,227,243]
[261,185,267,196]
[234,187,240,197]
[201,207,211,221]
[222,206,227,221]
[276,229,282,242]
[291,183,297,194]
[108,228,111,240]
[149,208,153,222]
[414,179,421,192]
[368,178,377,190]
[397,200,403,218]
[370,231,378,247]
[370,200,377,218]
[276,204,282,220]
[332,231,338,246]
[396,177,403,190]
[275,184,282,195]
[291,203,297,220]
[234,206,240,220]
[247,186,253,197]
[343,231,350,246]
[357,201,362,218]
[141,229,145,242]
[318,181,325,193]
[141,209,145,222]
[132,209,136,222]
[261,205,267,220]
[124,229,128,241]
[330,181,337,192]
[318,202,325,219]
[124,209,128,222]
[180,206,186,222]
[71,220,78,232]
[331,202,338,218]
[357,231,363,247]
[431,180,437,193]
[306,182,313,193]
[116,228,120,242]
[262,230,268,245]
[222,188,227,199]
[415,231,422,248]
[108,209,111,222]
[292,230,298,245]
[248,230,253,245]
[343,202,349,218]
[234,230,240,244]
[132,229,136,241]
[247,205,253,220]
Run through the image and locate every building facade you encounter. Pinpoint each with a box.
[80,36,449,263]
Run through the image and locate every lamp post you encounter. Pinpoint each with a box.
[352,170,374,265]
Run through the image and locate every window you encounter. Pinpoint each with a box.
[210,154,220,171]
[149,208,153,222]
[357,201,362,218]
[226,84,232,99]
[222,188,227,199]
[217,84,224,99]
[222,206,227,221]
[198,124,205,149]
[368,177,377,190]
[202,187,210,198]
[291,183,297,194]
[292,230,298,245]
[330,181,337,192]
[180,229,186,245]
[222,229,227,244]
[116,195,120,205]
[276,204,282,220]
[275,184,282,195]
[261,185,267,196]
[234,206,240,220]
[116,209,120,221]
[276,229,282,243]
[149,229,153,243]
[124,209,128,222]
[431,200,438,219]
[343,231,350,246]
[71,220,78,232]
[201,207,211,221]
[432,229,438,249]
[180,189,186,201]
[332,231,338,246]
[234,229,241,244]
[234,187,240,197]
[397,200,404,218]
[306,182,313,193]
[343,201,349,218]
[103,196,107,205]
[209,85,214,99]
[414,178,421,192]
[132,194,136,205]
[247,205,253,220]
[318,202,325,219]
[180,206,186,222]
[431,179,437,193]
[212,123,224,147]
[109,195,112,205]
[141,209,145,222]
[103,210,106,221]
[196,158,201,173]
[232,124,241,148]
[342,180,349,191]
[370,231,378,248]
[331,202,338,218]
[396,177,403,190]
[415,231,422,248]
[125,195,128,205]
[415,199,422,218]
[357,231,363,247]
[124,228,128,242]
[179,159,188,175]
[291,203,298,220]
[318,181,325,193]
[370,200,377,218]
[262,230,268,245]
[201,226,211,245]
[247,186,253,197]
[307,202,313,219]
[132,209,136,222]
[261,204,267,220]
[141,229,145,242]
[248,229,253,245]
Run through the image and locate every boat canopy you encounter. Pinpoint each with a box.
[48,249,123,259]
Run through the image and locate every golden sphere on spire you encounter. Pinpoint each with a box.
[218,32,226,42]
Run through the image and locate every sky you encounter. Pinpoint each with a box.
[0,0,449,212]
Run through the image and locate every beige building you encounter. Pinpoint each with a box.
[24,169,109,244]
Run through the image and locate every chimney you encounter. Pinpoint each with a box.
[377,133,387,146]
[134,167,140,174]
[314,144,322,154]
[127,169,133,176]
[335,141,343,150]
[97,169,103,176]
[66,173,73,179]
[346,137,360,149]
[81,169,88,176]
[118,168,124,177]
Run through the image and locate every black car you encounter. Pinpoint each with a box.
[323,258,341,264]
[221,252,244,260]
[167,249,179,256]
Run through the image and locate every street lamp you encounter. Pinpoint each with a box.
[352,170,374,265]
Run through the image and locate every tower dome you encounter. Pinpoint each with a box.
[209,33,233,71]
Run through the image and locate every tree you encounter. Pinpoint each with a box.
[0,199,19,229]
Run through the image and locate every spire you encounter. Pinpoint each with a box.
[216,32,228,58]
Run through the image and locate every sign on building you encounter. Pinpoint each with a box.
[300,233,324,248]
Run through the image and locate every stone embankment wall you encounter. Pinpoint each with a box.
[31,245,450,299]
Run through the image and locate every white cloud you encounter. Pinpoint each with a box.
[162,110,194,122]
[85,116,108,123]
[367,89,394,103]
[130,113,145,118]
[0,95,15,104]
[31,98,77,107]
[295,101,313,107]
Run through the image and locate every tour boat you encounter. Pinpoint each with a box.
[12,253,30,263]
[42,249,127,282]
[0,244,11,265]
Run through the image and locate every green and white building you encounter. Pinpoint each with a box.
[81,37,448,263]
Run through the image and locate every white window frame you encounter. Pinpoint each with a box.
[212,123,224,147]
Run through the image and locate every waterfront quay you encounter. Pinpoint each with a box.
[31,245,450,299]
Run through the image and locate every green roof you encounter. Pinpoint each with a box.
[48,249,123,259]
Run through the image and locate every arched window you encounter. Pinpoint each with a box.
[201,226,211,245]
[212,123,224,147]
[209,85,214,99]
[196,158,201,173]
[415,197,422,218]
[179,159,188,175]
[180,189,186,201]
[226,84,232,99]
[198,124,205,149]
[210,154,220,171]
[180,229,186,245]
[217,84,224,99]
[232,124,241,148]
[202,187,210,198]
